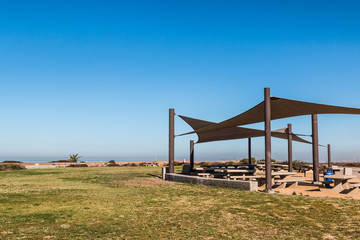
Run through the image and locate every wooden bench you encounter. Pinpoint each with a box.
[349,183,360,194]
[209,173,227,178]
[228,176,261,181]
[196,173,212,178]
[273,179,305,189]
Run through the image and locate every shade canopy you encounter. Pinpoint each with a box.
[178,115,312,144]
[183,97,360,135]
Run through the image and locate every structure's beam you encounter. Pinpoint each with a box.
[190,140,194,171]
[169,108,175,173]
[312,114,320,182]
[328,144,332,168]
[248,138,252,165]
[264,88,273,192]
[287,123,293,172]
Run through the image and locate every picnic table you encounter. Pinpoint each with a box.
[299,164,313,176]
[272,164,289,172]
[271,171,296,177]
[272,164,288,167]
[193,167,216,172]
[300,164,312,168]
[319,175,357,193]
[258,171,296,180]
[257,171,302,188]
[229,175,262,181]
[200,164,254,169]
[214,169,256,178]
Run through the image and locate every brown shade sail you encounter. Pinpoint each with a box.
[178,115,312,144]
[184,97,360,135]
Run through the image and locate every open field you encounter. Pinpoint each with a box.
[0,167,360,239]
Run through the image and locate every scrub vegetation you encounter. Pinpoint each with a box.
[0,167,359,239]
[0,163,25,171]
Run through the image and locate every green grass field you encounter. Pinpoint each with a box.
[0,167,359,239]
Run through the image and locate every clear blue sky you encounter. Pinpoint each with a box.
[1,1,360,162]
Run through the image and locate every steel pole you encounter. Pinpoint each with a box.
[190,140,194,171]
[248,138,252,165]
[287,123,293,172]
[169,108,175,173]
[328,144,332,168]
[264,88,273,192]
[312,114,319,182]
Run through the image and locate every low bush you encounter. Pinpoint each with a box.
[0,164,26,171]
[174,161,183,166]
[209,161,224,166]
[291,160,309,170]
[162,161,183,166]
[199,162,209,166]
[107,160,120,167]
[1,160,23,163]
[257,159,276,164]
[225,161,236,165]
[107,163,120,167]
[331,162,360,167]
[50,160,73,163]
[66,164,88,168]
[239,158,256,164]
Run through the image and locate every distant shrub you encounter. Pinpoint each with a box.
[50,160,73,163]
[239,158,256,164]
[174,161,183,166]
[225,161,235,165]
[2,161,23,163]
[107,163,120,167]
[162,161,182,166]
[209,162,223,166]
[291,160,308,170]
[107,160,120,167]
[257,159,265,164]
[257,159,276,164]
[332,162,360,167]
[275,160,286,164]
[66,164,88,168]
[199,162,209,166]
[10,164,25,170]
[0,164,26,171]
[129,163,137,167]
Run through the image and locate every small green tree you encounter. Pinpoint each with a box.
[69,154,81,162]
